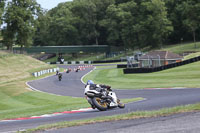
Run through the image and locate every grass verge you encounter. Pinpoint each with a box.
[162,42,200,54]
[183,52,200,60]
[83,61,200,89]
[21,102,200,133]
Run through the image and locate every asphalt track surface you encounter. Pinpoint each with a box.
[1,65,200,132]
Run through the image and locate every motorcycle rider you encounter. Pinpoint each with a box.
[85,80,125,110]
[85,80,112,109]
[56,70,59,75]
[58,73,62,81]
[86,80,112,92]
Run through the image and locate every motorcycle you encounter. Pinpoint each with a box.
[66,68,71,73]
[84,84,125,111]
[75,68,80,72]
[58,73,62,81]
[56,70,59,75]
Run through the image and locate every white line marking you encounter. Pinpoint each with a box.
[81,67,96,84]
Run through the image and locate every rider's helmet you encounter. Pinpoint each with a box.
[87,80,94,85]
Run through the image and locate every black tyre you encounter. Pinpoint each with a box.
[92,97,108,111]
[118,103,125,108]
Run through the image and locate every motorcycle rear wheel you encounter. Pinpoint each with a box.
[92,97,108,111]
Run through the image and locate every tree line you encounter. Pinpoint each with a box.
[0,0,200,51]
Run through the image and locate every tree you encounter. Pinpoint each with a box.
[36,2,81,46]
[141,0,173,48]
[0,0,5,25]
[0,0,5,39]
[117,1,137,48]
[33,10,50,46]
[100,4,123,47]
[181,1,200,47]
[101,0,172,49]
[71,0,99,45]
[3,0,41,51]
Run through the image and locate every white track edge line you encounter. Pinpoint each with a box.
[81,67,96,84]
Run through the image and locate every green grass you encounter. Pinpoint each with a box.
[162,42,200,54]
[121,97,144,103]
[183,52,200,60]
[83,62,200,89]
[21,103,200,133]
[0,91,89,120]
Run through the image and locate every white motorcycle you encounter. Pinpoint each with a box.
[84,84,125,111]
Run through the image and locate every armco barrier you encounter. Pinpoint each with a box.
[117,64,127,68]
[32,67,59,77]
[92,59,121,63]
[48,61,92,65]
[123,56,200,74]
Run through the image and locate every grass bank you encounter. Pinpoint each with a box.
[83,61,200,89]
[183,52,200,60]
[162,42,200,54]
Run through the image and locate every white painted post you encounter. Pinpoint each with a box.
[80,61,84,64]
[34,72,38,77]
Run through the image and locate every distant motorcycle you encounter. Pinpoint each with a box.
[84,84,125,111]
[66,68,71,73]
[58,73,62,81]
[75,68,80,72]
[56,70,59,75]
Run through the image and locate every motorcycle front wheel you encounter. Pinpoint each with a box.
[118,103,125,108]
[92,97,108,111]
[117,99,125,108]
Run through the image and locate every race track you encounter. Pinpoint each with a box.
[1,65,200,133]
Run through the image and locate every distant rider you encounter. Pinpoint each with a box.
[58,73,62,81]
[56,70,59,75]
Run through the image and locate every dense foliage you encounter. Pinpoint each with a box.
[2,0,41,50]
[0,0,5,25]
[1,0,200,50]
